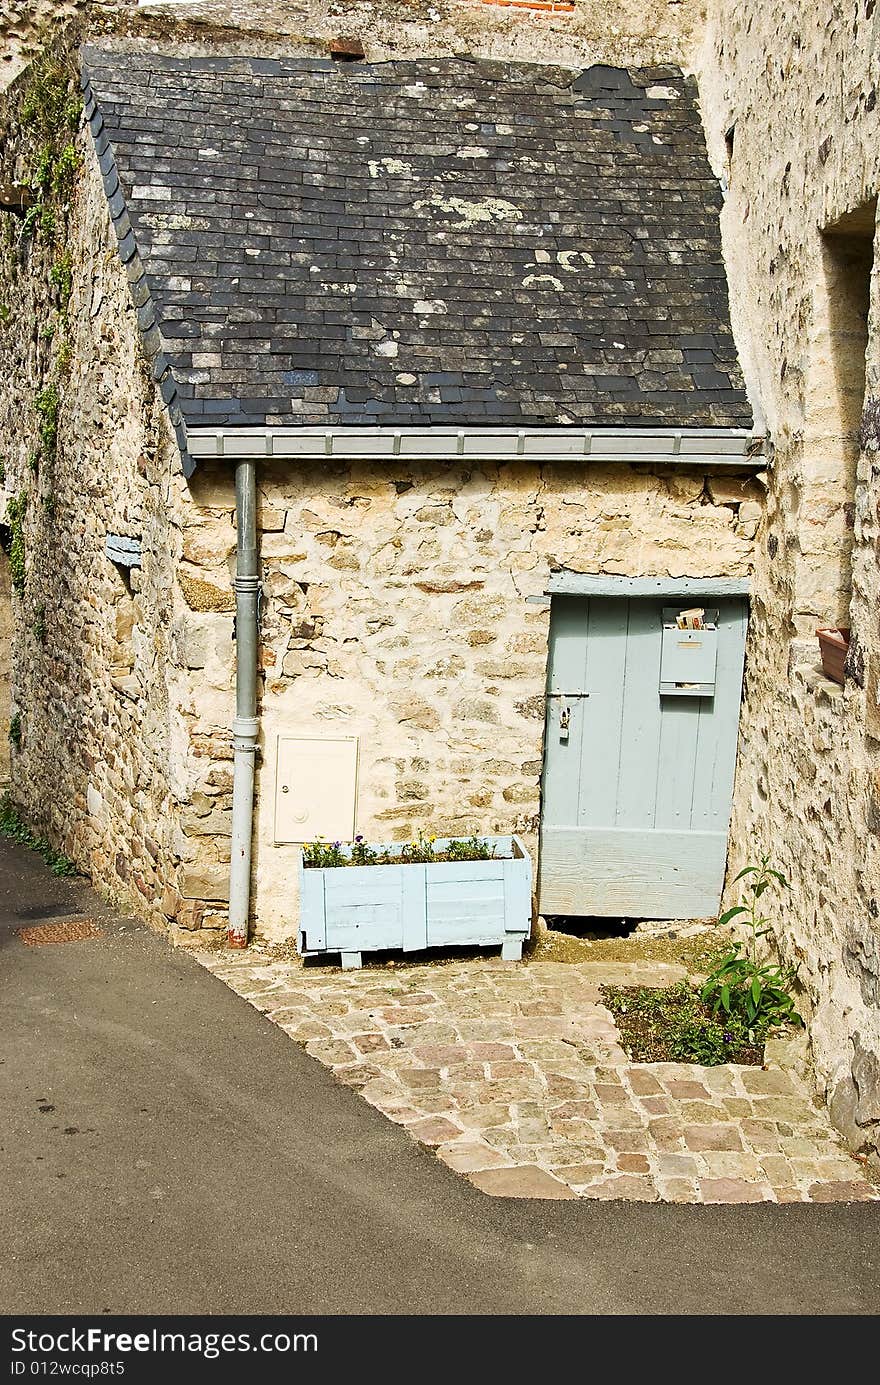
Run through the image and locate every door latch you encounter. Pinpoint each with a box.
[547,690,588,743]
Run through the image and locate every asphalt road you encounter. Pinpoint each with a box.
[1,837,879,1316]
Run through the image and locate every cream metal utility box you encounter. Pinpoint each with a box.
[273,735,358,844]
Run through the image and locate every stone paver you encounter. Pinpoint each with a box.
[195,949,880,1205]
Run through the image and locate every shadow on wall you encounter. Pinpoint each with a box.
[800,201,876,630]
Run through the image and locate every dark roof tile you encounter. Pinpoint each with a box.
[82,48,752,431]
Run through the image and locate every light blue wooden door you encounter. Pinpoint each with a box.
[538,595,748,918]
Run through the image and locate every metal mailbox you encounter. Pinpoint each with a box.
[659,608,718,696]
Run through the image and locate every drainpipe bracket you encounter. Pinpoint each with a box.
[233,715,260,751]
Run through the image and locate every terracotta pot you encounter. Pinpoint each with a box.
[816,626,849,685]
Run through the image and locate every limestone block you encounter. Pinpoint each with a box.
[180,809,232,838]
[173,615,209,670]
[86,783,106,824]
[736,502,763,539]
[390,694,441,731]
[852,1035,880,1126]
[182,517,236,565]
[259,503,286,531]
[261,531,308,561]
[707,478,765,507]
[180,862,230,902]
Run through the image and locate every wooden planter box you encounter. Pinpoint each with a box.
[817,627,849,685]
[298,835,532,969]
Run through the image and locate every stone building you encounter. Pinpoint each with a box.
[0,0,878,1168]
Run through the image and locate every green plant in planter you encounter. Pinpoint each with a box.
[447,834,495,861]
[701,854,802,1034]
[350,835,377,866]
[400,831,436,864]
[302,838,347,869]
[303,832,502,868]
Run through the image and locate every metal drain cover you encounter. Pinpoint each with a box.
[17,918,104,946]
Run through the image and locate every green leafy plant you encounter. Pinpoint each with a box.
[33,603,46,643]
[8,713,21,751]
[56,338,72,374]
[701,855,802,1033]
[49,254,72,303]
[302,837,347,869]
[0,793,78,876]
[20,59,81,140]
[7,489,27,593]
[350,834,377,866]
[19,59,81,244]
[303,832,500,868]
[22,201,56,238]
[601,981,762,1065]
[447,834,495,862]
[35,383,60,458]
[48,143,79,202]
[400,831,436,864]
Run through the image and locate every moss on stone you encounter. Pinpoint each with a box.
[179,571,235,612]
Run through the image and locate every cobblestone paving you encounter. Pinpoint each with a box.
[196,949,879,1204]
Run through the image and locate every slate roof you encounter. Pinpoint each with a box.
[81,48,753,432]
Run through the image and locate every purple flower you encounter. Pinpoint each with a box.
[723,1032,733,1042]
[355,834,363,843]
[333,841,341,848]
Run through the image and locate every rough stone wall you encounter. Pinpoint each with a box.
[0,4,138,91]
[696,0,880,1164]
[0,0,710,83]
[132,0,707,69]
[0,92,219,932]
[182,457,758,938]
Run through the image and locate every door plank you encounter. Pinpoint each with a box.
[690,599,748,831]
[540,595,589,827]
[540,825,728,917]
[579,597,629,828]
[655,694,701,829]
[615,598,664,828]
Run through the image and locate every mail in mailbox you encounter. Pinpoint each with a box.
[659,608,718,696]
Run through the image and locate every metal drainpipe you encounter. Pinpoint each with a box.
[227,458,260,949]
